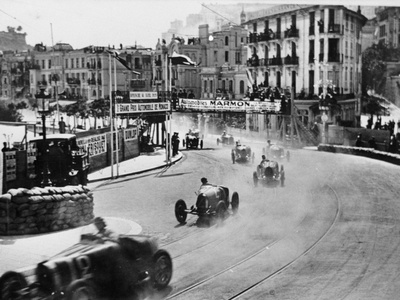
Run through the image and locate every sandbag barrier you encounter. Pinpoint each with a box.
[318,144,400,166]
[0,185,94,235]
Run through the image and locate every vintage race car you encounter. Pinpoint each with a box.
[266,144,290,162]
[182,129,203,149]
[253,160,285,187]
[232,144,252,162]
[0,234,172,300]
[175,184,239,225]
[217,133,234,146]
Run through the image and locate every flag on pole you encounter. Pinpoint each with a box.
[106,50,140,74]
[169,51,198,66]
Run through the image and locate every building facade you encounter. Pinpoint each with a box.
[243,4,367,126]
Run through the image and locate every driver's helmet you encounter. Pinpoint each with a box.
[201,177,208,184]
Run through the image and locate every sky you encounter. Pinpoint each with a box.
[1,0,399,50]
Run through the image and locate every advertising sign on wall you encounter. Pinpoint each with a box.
[5,151,17,181]
[124,127,138,141]
[177,98,282,113]
[27,146,37,179]
[77,134,107,157]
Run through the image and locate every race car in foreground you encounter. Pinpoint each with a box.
[253,159,285,187]
[182,129,203,149]
[0,234,172,300]
[175,184,239,226]
[217,132,234,146]
[232,143,252,163]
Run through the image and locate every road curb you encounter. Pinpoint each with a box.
[88,153,184,185]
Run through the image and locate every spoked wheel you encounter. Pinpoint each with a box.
[66,279,97,300]
[216,201,227,221]
[231,192,239,215]
[152,250,173,290]
[253,171,258,187]
[0,271,28,300]
[175,199,187,224]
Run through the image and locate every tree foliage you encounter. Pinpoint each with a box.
[362,41,400,95]
[0,102,26,122]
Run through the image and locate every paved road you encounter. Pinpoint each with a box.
[89,134,400,300]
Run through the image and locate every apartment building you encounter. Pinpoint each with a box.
[29,44,152,102]
[243,4,367,126]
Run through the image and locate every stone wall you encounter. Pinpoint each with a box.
[0,185,94,235]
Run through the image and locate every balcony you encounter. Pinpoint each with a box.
[284,28,299,38]
[37,80,47,86]
[328,53,341,63]
[88,79,96,85]
[247,56,260,67]
[67,78,81,85]
[328,24,341,34]
[268,57,282,66]
[284,56,299,65]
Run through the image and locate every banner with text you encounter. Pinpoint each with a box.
[77,134,107,157]
[129,91,158,100]
[178,98,282,113]
[115,102,170,114]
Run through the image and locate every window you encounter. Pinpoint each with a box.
[71,58,74,69]
[214,50,218,63]
[380,25,386,37]
[82,58,85,68]
[204,80,208,93]
[264,20,269,32]
[225,51,229,62]
[346,14,349,30]
[76,58,80,68]
[276,71,281,88]
[210,80,213,94]
[264,72,269,86]
[229,80,233,92]
[253,22,257,33]
[240,80,245,94]
[65,59,68,68]
[310,11,315,35]
[42,60,45,69]
[225,36,229,46]
[48,59,52,69]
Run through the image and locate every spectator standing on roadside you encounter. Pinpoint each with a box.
[368,136,377,149]
[355,134,362,147]
[59,117,66,133]
[2,142,10,152]
[388,135,398,153]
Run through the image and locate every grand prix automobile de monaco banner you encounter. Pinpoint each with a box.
[177,98,282,113]
[115,102,170,114]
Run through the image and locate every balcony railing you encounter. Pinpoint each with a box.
[247,31,281,44]
[67,78,81,85]
[284,56,299,65]
[88,79,96,85]
[328,24,341,34]
[328,53,341,63]
[247,57,260,67]
[284,28,299,38]
[268,57,282,66]
[37,80,47,86]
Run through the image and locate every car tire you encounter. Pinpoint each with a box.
[0,271,28,300]
[200,140,203,149]
[253,171,258,187]
[216,201,227,221]
[65,279,97,300]
[175,199,187,224]
[231,192,239,214]
[152,250,173,290]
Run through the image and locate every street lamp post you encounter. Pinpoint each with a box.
[35,87,52,187]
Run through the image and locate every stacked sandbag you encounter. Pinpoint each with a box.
[0,185,94,235]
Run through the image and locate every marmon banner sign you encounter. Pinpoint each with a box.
[115,102,170,114]
[178,98,282,113]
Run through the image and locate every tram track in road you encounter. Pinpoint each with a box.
[166,184,341,300]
